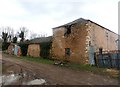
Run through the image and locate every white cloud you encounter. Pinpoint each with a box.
[0,0,28,17]
[0,0,119,39]
[80,0,118,33]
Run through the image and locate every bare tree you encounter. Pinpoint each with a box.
[18,27,28,42]
[1,27,14,42]
[13,36,17,43]
[2,32,8,43]
[7,27,14,42]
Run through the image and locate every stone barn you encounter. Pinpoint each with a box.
[51,18,118,64]
[27,36,52,58]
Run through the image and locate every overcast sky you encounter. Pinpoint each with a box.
[0,0,119,38]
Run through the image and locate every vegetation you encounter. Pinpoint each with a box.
[18,27,28,42]
[19,56,54,65]
[2,42,10,51]
[2,32,8,43]
[63,62,120,78]
[40,42,51,58]
[18,43,28,56]
[13,36,17,43]
[1,26,28,51]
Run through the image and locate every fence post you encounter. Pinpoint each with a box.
[109,53,112,68]
[99,48,104,67]
[117,53,119,69]
[94,53,97,66]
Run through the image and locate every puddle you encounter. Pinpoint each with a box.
[1,61,47,85]
[2,74,20,85]
[1,73,46,85]
[25,79,46,85]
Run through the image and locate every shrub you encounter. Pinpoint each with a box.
[19,43,28,56]
[2,42,10,51]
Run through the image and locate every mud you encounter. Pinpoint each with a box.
[1,60,47,85]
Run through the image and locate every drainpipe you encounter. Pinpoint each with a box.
[117,52,119,69]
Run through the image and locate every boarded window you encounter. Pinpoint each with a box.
[65,48,70,56]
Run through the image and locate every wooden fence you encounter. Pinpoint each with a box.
[95,50,120,69]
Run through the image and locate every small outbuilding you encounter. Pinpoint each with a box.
[27,36,52,58]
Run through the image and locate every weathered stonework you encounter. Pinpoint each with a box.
[27,44,40,57]
[51,18,118,64]
[87,21,118,52]
[52,20,89,64]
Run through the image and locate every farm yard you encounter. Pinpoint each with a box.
[1,17,120,86]
[0,0,119,86]
[1,52,120,85]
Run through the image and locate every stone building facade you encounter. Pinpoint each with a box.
[27,36,52,58]
[27,44,40,57]
[51,18,118,64]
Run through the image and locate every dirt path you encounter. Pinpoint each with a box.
[1,52,119,85]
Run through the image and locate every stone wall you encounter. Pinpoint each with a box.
[87,21,118,52]
[52,20,118,64]
[27,44,40,57]
[52,21,89,64]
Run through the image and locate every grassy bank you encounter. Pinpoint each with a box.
[20,56,54,65]
[65,63,120,78]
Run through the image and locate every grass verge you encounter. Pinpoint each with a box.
[63,62,120,78]
[19,56,54,65]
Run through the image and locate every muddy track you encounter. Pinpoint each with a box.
[1,53,119,85]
